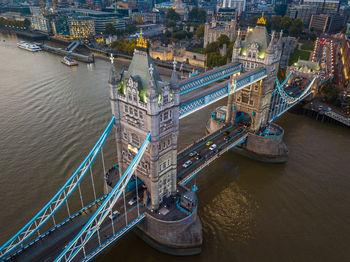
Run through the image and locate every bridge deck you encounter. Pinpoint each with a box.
[10,195,146,262]
[177,124,247,185]
[10,125,249,261]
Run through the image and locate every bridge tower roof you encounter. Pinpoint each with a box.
[125,35,162,92]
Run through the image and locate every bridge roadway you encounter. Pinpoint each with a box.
[11,193,146,262]
[9,125,248,261]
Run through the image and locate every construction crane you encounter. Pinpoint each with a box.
[52,0,56,8]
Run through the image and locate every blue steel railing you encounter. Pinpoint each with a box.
[55,132,151,262]
[0,116,115,259]
[5,194,110,261]
[81,212,146,262]
[179,63,242,96]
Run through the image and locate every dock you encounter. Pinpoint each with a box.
[36,43,94,63]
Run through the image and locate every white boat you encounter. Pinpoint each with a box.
[16,41,41,52]
[61,56,78,66]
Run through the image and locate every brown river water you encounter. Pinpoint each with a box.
[0,33,350,262]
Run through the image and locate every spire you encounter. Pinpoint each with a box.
[233,29,240,48]
[277,29,283,49]
[266,30,275,54]
[170,58,180,89]
[109,53,121,85]
[257,12,266,25]
[136,29,147,49]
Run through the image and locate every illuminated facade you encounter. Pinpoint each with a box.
[69,16,95,39]
[227,15,282,131]
[108,37,181,209]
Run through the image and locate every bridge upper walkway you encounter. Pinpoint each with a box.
[179,62,241,95]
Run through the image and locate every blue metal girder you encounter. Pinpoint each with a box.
[0,116,115,260]
[179,63,242,96]
[179,68,268,119]
[55,132,151,262]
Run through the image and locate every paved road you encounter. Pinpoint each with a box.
[11,123,249,261]
[177,124,247,182]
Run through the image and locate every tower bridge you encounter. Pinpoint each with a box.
[1,17,318,262]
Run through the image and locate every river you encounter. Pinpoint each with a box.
[1,33,350,262]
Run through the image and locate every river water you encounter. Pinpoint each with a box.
[1,33,350,262]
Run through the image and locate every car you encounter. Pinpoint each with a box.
[209,144,217,151]
[223,131,230,135]
[195,154,201,160]
[128,197,137,206]
[206,141,213,146]
[182,160,192,168]
[109,210,120,219]
[189,151,197,157]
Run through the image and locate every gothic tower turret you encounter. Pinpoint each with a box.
[226,13,282,131]
[108,34,180,209]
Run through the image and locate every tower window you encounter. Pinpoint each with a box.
[241,94,249,103]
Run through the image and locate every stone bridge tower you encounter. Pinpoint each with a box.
[227,15,282,132]
[108,34,181,210]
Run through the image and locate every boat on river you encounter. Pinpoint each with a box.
[61,56,78,66]
[16,41,41,52]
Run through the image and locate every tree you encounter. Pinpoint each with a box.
[205,42,220,54]
[289,18,303,37]
[270,16,282,32]
[166,9,180,22]
[281,16,292,33]
[188,7,207,23]
[104,23,117,35]
[196,24,205,37]
[320,82,341,106]
[172,30,187,40]
[249,16,259,25]
[198,9,207,23]
[217,34,230,47]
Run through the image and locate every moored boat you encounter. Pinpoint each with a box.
[61,56,78,66]
[16,41,41,52]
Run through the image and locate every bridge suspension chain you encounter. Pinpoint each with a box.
[0,116,115,260]
[54,132,151,262]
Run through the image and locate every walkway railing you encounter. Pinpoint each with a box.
[0,116,115,260]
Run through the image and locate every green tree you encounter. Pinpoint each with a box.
[104,23,117,35]
[188,7,206,23]
[166,9,180,22]
[217,34,230,47]
[281,16,292,33]
[196,24,205,37]
[249,16,259,25]
[205,41,220,54]
[320,82,341,106]
[270,15,282,31]
[172,30,187,40]
[289,18,303,37]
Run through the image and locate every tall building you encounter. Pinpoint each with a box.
[302,0,340,14]
[63,8,126,33]
[287,4,318,26]
[203,19,236,48]
[309,13,345,33]
[68,16,95,38]
[218,0,245,15]
[228,15,283,131]
[108,34,180,209]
